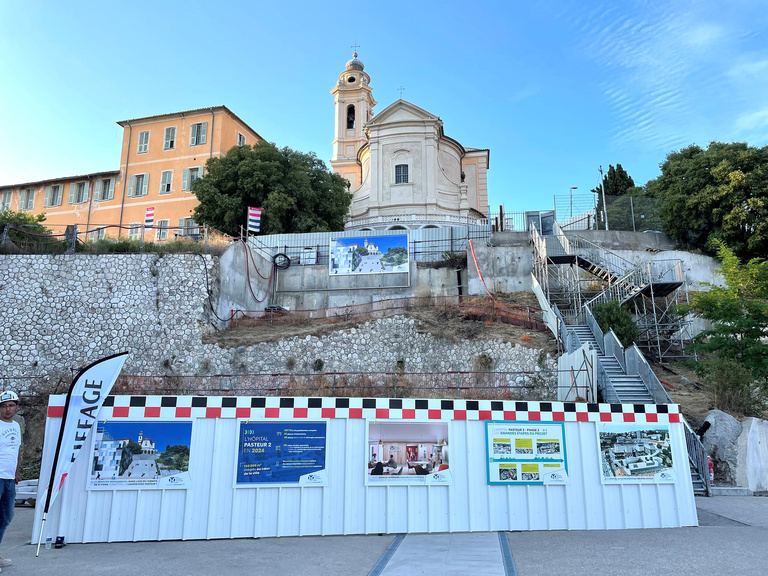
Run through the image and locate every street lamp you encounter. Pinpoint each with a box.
[569,186,578,217]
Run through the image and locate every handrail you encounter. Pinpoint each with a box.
[596,361,620,404]
[626,344,672,404]
[683,418,711,496]
[583,306,605,353]
[603,329,626,372]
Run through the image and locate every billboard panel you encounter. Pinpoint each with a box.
[329,234,409,275]
[486,421,568,485]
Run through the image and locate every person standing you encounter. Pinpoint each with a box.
[0,391,21,571]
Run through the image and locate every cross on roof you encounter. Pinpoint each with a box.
[351,41,360,53]
[398,86,405,99]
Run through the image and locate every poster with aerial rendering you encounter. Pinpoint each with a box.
[597,424,676,483]
[485,421,568,485]
[329,234,409,275]
[88,421,192,490]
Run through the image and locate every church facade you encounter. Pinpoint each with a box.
[330,53,490,232]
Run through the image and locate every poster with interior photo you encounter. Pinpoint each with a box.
[367,420,451,485]
[88,421,192,490]
[597,424,676,484]
[486,421,567,485]
[329,234,409,275]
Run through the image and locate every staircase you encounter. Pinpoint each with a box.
[570,325,655,404]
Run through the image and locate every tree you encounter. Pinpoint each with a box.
[192,142,352,236]
[591,164,636,197]
[645,142,768,260]
[591,164,637,230]
[683,242,768,415]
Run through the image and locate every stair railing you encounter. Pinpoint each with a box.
[625,344,672,404]
[596,361,620,404]
[603,329,626,373]
[583,306,605,353]
[683,418,711,496]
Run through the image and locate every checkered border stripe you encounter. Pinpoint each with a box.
[47,396,681,424]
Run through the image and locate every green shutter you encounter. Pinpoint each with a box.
[200,122,207,145]
[128,176,135,197]
[44,186,51,207]
[182,168,189,191]
[68,183,76,203]
[141,173,149,196]
[94,180,102,201]
[108,179,115,200]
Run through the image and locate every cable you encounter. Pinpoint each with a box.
[272,252,290,269]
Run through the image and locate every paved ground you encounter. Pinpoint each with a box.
[1,496,765,576]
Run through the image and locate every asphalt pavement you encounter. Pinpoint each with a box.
[1,496,765,576]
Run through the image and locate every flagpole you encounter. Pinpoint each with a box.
[35,352,129,557]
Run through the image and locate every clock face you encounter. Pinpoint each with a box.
[347,75,356,83]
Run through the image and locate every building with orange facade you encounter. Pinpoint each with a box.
[0,106,263,240]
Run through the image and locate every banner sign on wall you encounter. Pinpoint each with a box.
[88,421,192,490]
[236,422,327,486]
[367,421,451,485]
[597,424,676,484]
[486,421,568,485]
[329,234,409,275]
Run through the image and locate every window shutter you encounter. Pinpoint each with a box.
[44,186,51,207]
[182,168,189,191]
[108,179,115,200]
[68,183,76,203]
[94,180,102,201]
[189,126,196,146]
[200,122,207,145]
[28,190,35,209]
[142,173,149,196]
[128,175,135,197]
[164,128,172,149]
[83,182,90,202]
[199,165,204,177]
[178,218,185,237]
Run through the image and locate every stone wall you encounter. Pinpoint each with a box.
[0,254,553,382]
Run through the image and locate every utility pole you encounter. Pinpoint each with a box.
[569,186,578,217]
[599,166,609,231]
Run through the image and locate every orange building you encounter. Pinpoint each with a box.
[0,106,263,240]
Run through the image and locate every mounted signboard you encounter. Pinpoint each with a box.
[366,420,451,485]
[88,420,192,490]
[597,423,676,484]
[329,234,409,275]
[236,421,327,486]
[485,421,568,485]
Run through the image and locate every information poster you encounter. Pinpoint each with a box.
[88,421,192,490]
[486,421,568,485]
[236,422,327,486]
[597,424,676,484]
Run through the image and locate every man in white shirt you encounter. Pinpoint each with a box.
[0,391,21,571]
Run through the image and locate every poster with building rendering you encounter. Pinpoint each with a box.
[88,421,192,490]
[597,424,676,483]
[485,421,568,485]
[329,234,409,275]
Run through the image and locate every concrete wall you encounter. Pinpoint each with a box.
[737,418,768,493]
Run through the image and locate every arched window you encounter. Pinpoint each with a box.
[346,105,355,129]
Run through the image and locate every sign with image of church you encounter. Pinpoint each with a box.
[329,234,409,275]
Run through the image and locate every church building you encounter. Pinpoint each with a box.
[330,53,490,232]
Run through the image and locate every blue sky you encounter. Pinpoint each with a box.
[99,421,192,450]
[1,1,766,212]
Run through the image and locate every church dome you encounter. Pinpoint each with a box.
[346,52,364,71]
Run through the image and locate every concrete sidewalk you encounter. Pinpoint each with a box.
[2,497,766,576]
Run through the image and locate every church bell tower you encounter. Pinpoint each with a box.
[330,51,376,189]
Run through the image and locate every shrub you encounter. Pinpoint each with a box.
[700,357,767,417]
[591,301,639,348]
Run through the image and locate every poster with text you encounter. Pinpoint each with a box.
[236,422,327,486]
[367,421,451,486]
[329,234,409,275]
[88,421,192,490]
[597,423,676,484]
[486,421,568,485]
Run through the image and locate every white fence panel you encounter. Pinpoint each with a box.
[34,395,698,544]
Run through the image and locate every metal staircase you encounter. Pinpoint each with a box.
[531,222,692,361]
